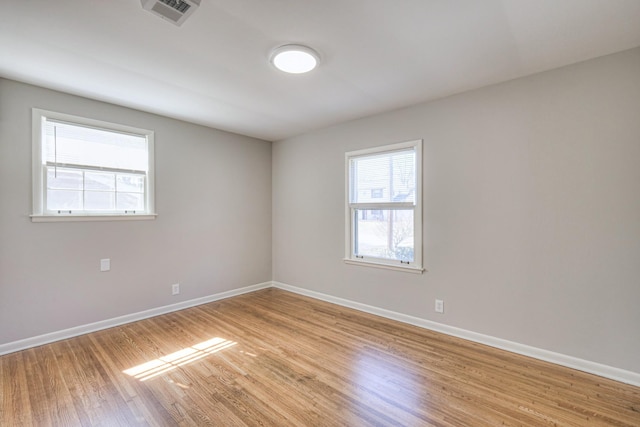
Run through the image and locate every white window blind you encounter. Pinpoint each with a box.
[45,120,148,172]
[349,149,416,205]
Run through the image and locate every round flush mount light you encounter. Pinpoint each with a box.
[270,44,320,74]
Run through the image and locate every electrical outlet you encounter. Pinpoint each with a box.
[100,258,110,272]
[172,283,180,295]
[435,299,444,313]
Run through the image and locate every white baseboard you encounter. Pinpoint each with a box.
[272,281,640,388]
[3,280,639,388]
[0,281,272,356]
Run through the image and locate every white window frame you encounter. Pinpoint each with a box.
[31,108,157,222]
[344,139,424,273]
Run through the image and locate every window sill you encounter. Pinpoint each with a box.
[343,258,425,274]
[30,214,157,223]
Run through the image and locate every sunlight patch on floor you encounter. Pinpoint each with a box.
[123,337,237,381]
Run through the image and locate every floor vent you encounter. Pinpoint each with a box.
[141,0,201,26]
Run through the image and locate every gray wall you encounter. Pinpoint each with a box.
[0,79,272,344]
[272,48,640,373]
[2,48,639,375]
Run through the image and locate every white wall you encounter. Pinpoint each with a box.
[272,48,640,373]
[0,79,272,345]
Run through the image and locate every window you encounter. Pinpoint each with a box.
[345,140,423,273]
[31,109,156,221]
[370,188,383,198]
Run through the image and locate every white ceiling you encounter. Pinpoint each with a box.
[2,0,640,141]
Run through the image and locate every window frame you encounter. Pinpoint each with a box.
[31,108,156,222]
[344,139,424,273]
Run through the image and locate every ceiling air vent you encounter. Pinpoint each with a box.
[141,0,201,26]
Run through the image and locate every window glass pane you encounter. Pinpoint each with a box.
[350,150,415,204]
[117,193,145,211]
[47,189,82,211]
[85,171,115,191]
[354,209,414,262]
[117,174,145,193]
[47,168,82,190]
[85,191,115,211]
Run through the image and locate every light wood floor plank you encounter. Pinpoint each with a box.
[1,288,639,426]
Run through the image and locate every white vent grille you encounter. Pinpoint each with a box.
[141,0,201,26]
[159,0,192,13]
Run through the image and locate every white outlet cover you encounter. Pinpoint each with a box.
[435,299,444,313]
[172,283,180,295]
[100,258,110,272]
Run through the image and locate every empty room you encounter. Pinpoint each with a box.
[1,1,639,425]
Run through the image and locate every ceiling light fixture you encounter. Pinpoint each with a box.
[270,45,320,74]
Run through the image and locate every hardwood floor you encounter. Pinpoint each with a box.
[1,288,639,426]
